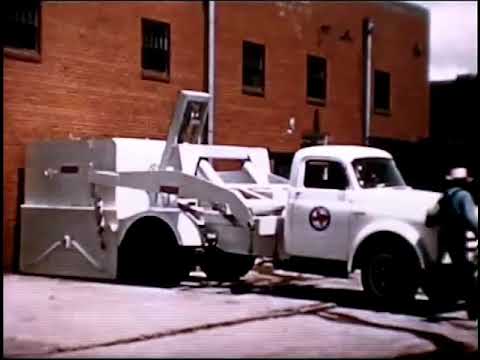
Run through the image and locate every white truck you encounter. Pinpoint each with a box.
[19,90,453,302]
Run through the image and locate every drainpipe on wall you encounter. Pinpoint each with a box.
[362,17,374,146]
[207,1,216,145]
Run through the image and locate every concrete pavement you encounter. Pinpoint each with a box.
[3,269,478,358]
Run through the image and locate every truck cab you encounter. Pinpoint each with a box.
[282,145,442,301]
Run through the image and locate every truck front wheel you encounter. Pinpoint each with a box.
[361,244,420,303]
[201,248,255,282]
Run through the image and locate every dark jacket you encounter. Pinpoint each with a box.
[427,187,478,252]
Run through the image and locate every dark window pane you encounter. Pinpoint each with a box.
[143,48,169,73]
[374,70,391,111]
[4,2,40,51]
[243,41,265,92]
[352,157,405,188]
[304,160,348,190]
[142,19,170,74]
[307,55,327,101]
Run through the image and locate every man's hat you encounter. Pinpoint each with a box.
[446,167,473,182]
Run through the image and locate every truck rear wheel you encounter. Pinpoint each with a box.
[117,217,190,287]
[361,243,420,303]
[201,248,255,282]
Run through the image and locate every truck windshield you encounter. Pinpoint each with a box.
[352,157,406,189]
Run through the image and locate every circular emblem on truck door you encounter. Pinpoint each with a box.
[309,206,331,231]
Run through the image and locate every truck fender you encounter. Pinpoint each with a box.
[347,220,426,273]
[118,211,203,247]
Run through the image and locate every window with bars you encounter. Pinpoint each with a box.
[4,2,41,53]
[142,19,170,77]
[307,55,327,103]
[374,70,391,113]
[242,41,265,95]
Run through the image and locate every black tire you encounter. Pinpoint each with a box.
[361,244,420,303]
[201,248,255,282]
[117,218,190,288]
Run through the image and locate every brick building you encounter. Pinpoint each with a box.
[3,1,429,270]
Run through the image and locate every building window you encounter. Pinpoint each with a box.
[4,2,41,60]
[142,18,170,81]
[242,41,265,96]
[307,55,327,104]
[374,70,391,113]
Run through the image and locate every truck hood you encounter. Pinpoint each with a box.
[352,187,442,224]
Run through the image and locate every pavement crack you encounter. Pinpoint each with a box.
[314,310,477,356]
[11,302,337,358]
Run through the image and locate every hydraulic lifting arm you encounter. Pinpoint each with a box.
[88,169,254,228]
[159,90,211,171]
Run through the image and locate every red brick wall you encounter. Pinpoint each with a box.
[368,3,430,141]
[3,1,429,271]
[214,1,429,151]
[3,2,206,270]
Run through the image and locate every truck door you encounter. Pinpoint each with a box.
[286,159,351,261]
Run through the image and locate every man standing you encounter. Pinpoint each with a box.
[426,167,478,319]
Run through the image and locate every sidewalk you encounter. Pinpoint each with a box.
[3,273,478,358]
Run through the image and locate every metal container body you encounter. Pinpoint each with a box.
[19,138,173,278]
[24,140,117,208]
[20,207,118,279]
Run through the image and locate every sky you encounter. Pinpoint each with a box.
[409,1,477,81]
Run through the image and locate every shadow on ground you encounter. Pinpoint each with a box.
[178,271,477,356]
[180,271,469,322]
